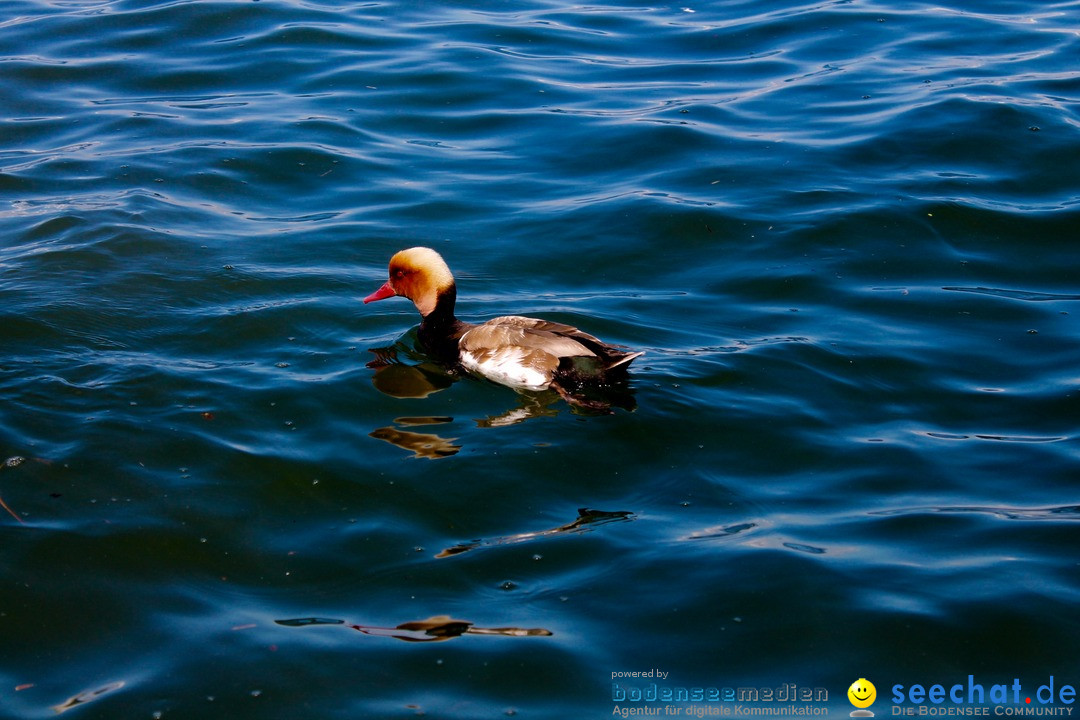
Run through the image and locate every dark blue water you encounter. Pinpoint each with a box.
[2,1,1079,718]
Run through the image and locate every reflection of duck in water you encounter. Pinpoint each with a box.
[368,417,461,459]
[364,247,643,410]
[276,615,553,643]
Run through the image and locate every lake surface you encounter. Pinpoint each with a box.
[2,1,1079,718]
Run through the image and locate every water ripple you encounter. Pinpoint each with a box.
[872,505,1080,522]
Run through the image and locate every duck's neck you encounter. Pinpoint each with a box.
[417,284,470,361]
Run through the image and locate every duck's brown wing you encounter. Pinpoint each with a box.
[460,316,643,390]
[457,317,593,390]
[482,316,644,369]
[460,316,598,359]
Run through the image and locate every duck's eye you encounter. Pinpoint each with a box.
[393,268,406,279]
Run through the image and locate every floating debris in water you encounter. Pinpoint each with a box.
[52,681,125,714]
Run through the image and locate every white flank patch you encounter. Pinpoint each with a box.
[460,348,551,391]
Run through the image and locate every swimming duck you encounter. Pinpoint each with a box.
[364,247,643,405]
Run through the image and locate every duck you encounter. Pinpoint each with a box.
[363,247,643,406]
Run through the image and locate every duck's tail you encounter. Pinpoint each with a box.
[604,350,645,372]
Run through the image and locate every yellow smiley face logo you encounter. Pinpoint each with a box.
[848,679,876,709]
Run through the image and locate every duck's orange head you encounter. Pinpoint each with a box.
[363,247,455,317]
